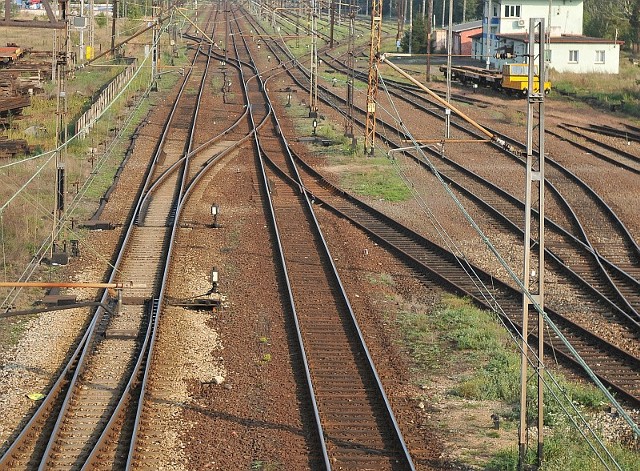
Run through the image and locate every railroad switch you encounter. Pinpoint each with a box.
[167,292,224,311]
[80,220,114,231]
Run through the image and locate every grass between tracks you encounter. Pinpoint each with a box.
[283,97,412,202]
[391,293,639,470]
[550,52,640,119]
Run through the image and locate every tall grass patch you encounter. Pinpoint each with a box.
[394,294,636,469]
[337,155,411,202]
[550,53,640,117]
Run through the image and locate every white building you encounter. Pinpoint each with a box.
[473,0,623,73]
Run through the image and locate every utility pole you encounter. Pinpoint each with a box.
[409,0,413,54]
[111,0,118,56]
[88,0,94,59]
[330,0,335,48]
[518,17,546,471]
[53,19,67,257]
[396,0,404,45]
[426,0,433,81]
[445,0,452,138]
[344,0,356,147]
[79,0,85,64]
[225,0,229,63]
[364,0,383,154]
[309,0,318,117]
[484,0,491,69]
[151,0,159,89]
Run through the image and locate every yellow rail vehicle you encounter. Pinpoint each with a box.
[501,63,551,95]
[441,63,551,96]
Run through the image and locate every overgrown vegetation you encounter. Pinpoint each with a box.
[550,53,640,117]
[393,293,638,470]
[0,20,178,299]
[584,0,640,51]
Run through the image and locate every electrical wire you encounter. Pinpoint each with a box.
[374,70,638,460]
[0,26,168,311]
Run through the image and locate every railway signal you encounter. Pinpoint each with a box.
[211,203,220,228]
[495,52,514,59]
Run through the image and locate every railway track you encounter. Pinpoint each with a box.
[2,5,638,467]
[567,122,640,144]
[242,8,640,407]
[255,20,640,333]
[316,49,640,331]
[0,10,218,469]
[545,124,640,175]
[231,9,415,469]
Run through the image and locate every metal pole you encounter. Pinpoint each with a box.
[89,0,94,58]
[111,0,118,55]
[408,0,413,54]
[330,0,335,48]
[518,17,546,470]
[309,0,318,117]
[536,19,546,466]
[445,0,452,138]
[225,0,228,63]
[485,0,491,69]
[426,0,433,81]
[79,0,84,63]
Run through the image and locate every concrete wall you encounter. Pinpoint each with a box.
[494,0,583,36]
[548,42,621,73]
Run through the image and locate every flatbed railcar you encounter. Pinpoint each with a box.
[0,46,24,65]
[441,63,551,96]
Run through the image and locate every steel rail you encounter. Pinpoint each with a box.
[550,125,640,175]
[0,35,206,470]
[233,10,416,469]
[124,12,219,469]
[286,45,640,327]
[39,14,216,468]
[242,8,640,406]
[568,122,640,144]
[253,26,640,331]
[227,15,330,470]
[282,143,640,408]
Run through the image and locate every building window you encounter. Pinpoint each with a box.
[569,50,579,63]
[493,5,498,17]
[595,50,605,63]
[504,5,521,18]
